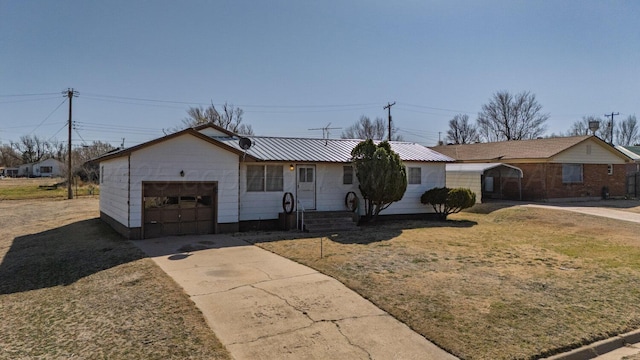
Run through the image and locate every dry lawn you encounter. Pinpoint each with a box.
[253,204,640,360]
[0,177,97,199]
[0,198,230,359]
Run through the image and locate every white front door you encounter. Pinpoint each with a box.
[297,165,316,210]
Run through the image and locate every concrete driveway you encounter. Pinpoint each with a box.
[523,204,640,224]
[134,235,457,360]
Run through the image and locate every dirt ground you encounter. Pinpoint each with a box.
[0,198,230,359]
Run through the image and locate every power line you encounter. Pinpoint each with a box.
[28,98,68,135]
[0,95,63,104]
[0,92,61,97]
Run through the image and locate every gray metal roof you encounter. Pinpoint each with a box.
[213,136,454,163]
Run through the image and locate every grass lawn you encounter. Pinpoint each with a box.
[252,204,640,360]
[0,198,230,359]
[0,177,98,200]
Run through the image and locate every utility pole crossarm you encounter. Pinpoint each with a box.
[383,102,396,141]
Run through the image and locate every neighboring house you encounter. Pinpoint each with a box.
[618,145,640,198]
[432,136,632,202]
[33,158,64,177]
[17,163,34,177]
[94,124,453,239]
[616,145,640,173]
[0,167,18,177]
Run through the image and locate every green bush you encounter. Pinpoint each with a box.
[421,187,476,220]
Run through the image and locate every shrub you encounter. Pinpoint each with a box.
[421,187,476,220]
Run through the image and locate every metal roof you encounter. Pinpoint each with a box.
[213,136,454,163]
[617,145,640,160]
[446,163,523,177]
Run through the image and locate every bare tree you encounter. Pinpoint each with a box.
[75,141,116,182]
[179,102,254,135]
[477,90,548,141]
[616,115,639,146]
[566,116,612,142]
[11,135,51,164]
[446,114,479,144]
[0,145,21,167]
[341,115,403,141]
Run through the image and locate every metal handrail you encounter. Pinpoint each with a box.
[296,200,305,231]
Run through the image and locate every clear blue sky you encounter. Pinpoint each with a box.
[1,0,638,149]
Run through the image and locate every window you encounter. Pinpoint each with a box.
[40,166,53,174]
[562,164,583,183]
[100,166,104,184]
[607,164,613,175]
[343,166,353,184]
[408,167,421,184]
[299,167,313,182]
[266,165,283,191]
[247,165,283,192]
[247,165,265,191]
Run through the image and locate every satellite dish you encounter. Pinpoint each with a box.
[588,121,600,134]
[239,137,252,150]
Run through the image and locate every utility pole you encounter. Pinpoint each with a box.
[604,112,619,145]
[384,101,396,140]
[63,88,79,199]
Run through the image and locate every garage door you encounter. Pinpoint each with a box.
[142,182,217,239]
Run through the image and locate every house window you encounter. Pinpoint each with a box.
[247,165,265,191]
[607,164,613,175]
[343,166,353,184]
[266,165,283,191]
[299,167,314,183]
[408,167,421,184]
[40,166,52,174]
[100,166,104,184]
[247,165,283,192]
[562,164,583,183]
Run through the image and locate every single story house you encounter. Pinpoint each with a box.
[33,158,64,177]
[17,163,33,177]
[432,135,632,202]
[94,124,454,239]
[0,167,18,177]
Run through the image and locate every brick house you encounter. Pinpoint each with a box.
[432,136,632,201]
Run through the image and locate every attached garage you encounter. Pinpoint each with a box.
[143,182,217,238]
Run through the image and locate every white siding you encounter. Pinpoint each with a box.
[382,162,444,215]
[553,139,627,164]
[34,158,64,177]
[314,164,360,212]
[100,156,130,227]
[446,171,482,203]
[239,161,445,221]
[128,134,240,227]
[239,162,296,221]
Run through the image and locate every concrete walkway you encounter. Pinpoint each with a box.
[134,235,457,360]
[523,204,640,224]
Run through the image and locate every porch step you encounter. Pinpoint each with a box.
[302,211,359,233]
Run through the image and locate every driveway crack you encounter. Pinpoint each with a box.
[332,320,373,360]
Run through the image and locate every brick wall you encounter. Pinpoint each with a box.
[507,162,627,200]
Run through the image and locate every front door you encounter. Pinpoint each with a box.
[297,165,316,210]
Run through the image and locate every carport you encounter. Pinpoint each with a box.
[446,163,523,203]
